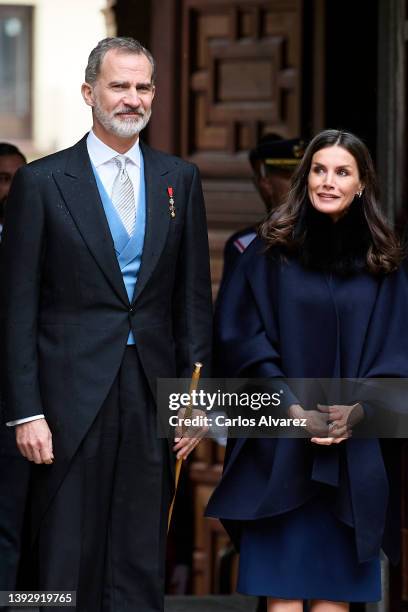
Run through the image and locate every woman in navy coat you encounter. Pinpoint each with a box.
[206,130,408,611]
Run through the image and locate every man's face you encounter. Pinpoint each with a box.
[0,154,25,220]
[82,49,155,140]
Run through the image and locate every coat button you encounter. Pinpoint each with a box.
[129,306,135,315]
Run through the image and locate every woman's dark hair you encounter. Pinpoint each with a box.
[259,129,402,274]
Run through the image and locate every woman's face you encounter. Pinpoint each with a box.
[307,145,363,222]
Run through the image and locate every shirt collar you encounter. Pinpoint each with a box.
[86,129,141,168]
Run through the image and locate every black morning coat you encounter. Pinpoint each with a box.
[0,134,213,535]
[206,228,408,567]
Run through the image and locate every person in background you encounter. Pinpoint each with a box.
[220,135,305,287]
[0,142,30,598]
[0,143,26,239]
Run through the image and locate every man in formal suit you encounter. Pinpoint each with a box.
[0,37,212,612]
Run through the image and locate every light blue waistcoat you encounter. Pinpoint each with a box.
[91,155,146,345]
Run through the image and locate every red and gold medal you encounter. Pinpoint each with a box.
[167,186,176,218]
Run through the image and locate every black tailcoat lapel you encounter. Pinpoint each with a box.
[131,142,172,303]
[52,135,129,306]
[53,137,175,307]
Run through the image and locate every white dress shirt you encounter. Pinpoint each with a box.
[7,130,142,427]
[86,129,142,210]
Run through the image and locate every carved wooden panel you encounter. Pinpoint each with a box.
[180,0,303,295]
[181,0,302,177]
[178,0,304,593]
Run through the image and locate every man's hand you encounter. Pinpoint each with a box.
[16,418,54,464]
[173,408,209,460]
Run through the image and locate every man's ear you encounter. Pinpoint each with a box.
[81,82,95,107]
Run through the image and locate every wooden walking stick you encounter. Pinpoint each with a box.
[167,362,203,532]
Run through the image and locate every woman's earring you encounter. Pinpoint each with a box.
[356,190,363,198]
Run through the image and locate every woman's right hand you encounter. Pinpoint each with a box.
[289,403,332,437]
[288,403,350,443]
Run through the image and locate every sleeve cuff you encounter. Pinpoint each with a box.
[6,414,45,427]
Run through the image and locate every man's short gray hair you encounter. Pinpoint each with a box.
[85,37,156,85]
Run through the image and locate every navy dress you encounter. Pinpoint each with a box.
[206,228,408,602]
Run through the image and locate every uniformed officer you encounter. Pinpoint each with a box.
[220,134,305,288]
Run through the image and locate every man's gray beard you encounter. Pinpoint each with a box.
[94,103,151,138]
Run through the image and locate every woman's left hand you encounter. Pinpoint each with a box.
[310,402,363,445]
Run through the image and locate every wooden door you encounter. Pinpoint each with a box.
[175,0,303,593]
[151,0,304,294]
